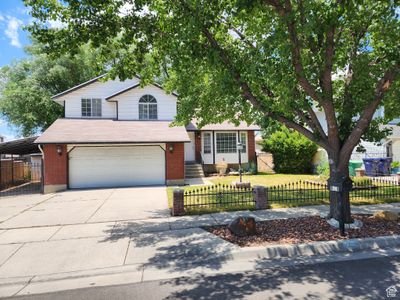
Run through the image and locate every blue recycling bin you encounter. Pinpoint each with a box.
[362,157,392,176]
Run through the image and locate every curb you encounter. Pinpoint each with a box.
[229,234,400,260]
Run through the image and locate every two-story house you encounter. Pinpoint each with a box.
[36,75,259,193]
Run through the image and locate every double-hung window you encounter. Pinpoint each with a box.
[203,132,212,154]
[216,132,237,153]
[81,98,102,117]
[139,95,157,120]
[240,132,247,153]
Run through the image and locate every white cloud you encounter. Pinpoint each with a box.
[48,19,66,29]
[5,16,23,48]
[118,3,134,17]
[0,14,4,22]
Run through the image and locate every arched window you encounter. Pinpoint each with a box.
[139,95,157,120]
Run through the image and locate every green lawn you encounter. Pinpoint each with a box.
[167,173,400,214]
[208,173,323,186]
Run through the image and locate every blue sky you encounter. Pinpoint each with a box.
[0,0,31,141]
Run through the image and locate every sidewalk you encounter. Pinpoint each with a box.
[1,203,400,297]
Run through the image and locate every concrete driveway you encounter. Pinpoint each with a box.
[0,186,170,229]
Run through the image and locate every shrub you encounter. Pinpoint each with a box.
[316,161,330,177]
[244,162,257,175]
[392,161,400,168]
[261,126,318,174]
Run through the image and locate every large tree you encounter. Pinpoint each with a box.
[26,0,400,223]
[0,40,105,136]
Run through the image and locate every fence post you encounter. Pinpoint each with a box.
[253,185,268,210]
[172,188,184,216]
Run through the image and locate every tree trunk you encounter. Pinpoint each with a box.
[328,156,353,223]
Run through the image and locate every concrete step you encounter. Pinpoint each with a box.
[185,167,204,172]
[185,170,205,175]
[185,174,205,179]
[185,163,205,179]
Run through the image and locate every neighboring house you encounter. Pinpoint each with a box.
[384,119,400,163]
[36,75,259,193]
[313,108,398,167]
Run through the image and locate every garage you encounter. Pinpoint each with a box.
[69,146,165,189]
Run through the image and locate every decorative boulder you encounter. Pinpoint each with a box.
[373,210,399,221]
[232,181,251,189]
[228,216,256,237]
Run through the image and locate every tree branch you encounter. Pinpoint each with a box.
[202,27,330,149]
[269,112,331,149]
[340,65,400,165]
[264,0,322,103]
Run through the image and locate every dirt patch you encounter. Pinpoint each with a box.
[204,214,400,247]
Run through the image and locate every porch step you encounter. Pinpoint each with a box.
[185,163,205,178]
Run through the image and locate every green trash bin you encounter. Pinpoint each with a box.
[349,160,363,177]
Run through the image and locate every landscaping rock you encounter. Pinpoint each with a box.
[228,216,256,237]
[327,218,363,229]
[232,181,251,189]
[373,210,399,221]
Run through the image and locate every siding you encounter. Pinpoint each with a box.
[115,85,177,120]
[393,140,400,162]
[58,78,178,120]
[60,78,140,118]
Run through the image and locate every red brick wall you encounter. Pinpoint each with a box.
[248,131,256,164]
[166,143,185,180]
[43,144,68,185]
[194,131,201,163]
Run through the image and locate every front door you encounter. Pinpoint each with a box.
[184,132,196,162]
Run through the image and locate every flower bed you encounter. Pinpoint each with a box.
[204,214,399,247]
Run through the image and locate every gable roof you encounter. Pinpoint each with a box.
[51,74,107,100]
[105,83,141,101]
[52,74,178,101]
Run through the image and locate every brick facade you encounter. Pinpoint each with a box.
[43,144,68,193]
[247,130,256,164]
[166,142,185,185]
[194,131,201,163]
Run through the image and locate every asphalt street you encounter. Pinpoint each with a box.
[7,254,400,300]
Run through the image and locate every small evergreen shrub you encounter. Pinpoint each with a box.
[261,126,318,174]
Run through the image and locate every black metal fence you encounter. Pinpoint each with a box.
[0,162,42,197]
[184,184,254,212]
[181,178,400,213]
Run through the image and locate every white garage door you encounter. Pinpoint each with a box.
[69,146,165,189]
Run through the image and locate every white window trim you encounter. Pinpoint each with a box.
[203,132,212,154]
[81,98,102,118]
[240,132,247,153]
[139,95,158,120]
[216,132,237,154]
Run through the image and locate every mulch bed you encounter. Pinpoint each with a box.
[204,214,400,247]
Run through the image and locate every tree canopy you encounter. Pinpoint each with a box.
[25,0,400,221]
[0,40,105,136]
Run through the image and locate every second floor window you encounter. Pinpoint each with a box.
[139,95,157,120]
[81,98,102,117]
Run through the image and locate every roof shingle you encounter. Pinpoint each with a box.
[35,119,190,144]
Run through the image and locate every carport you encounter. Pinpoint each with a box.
[0,137,42,196]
